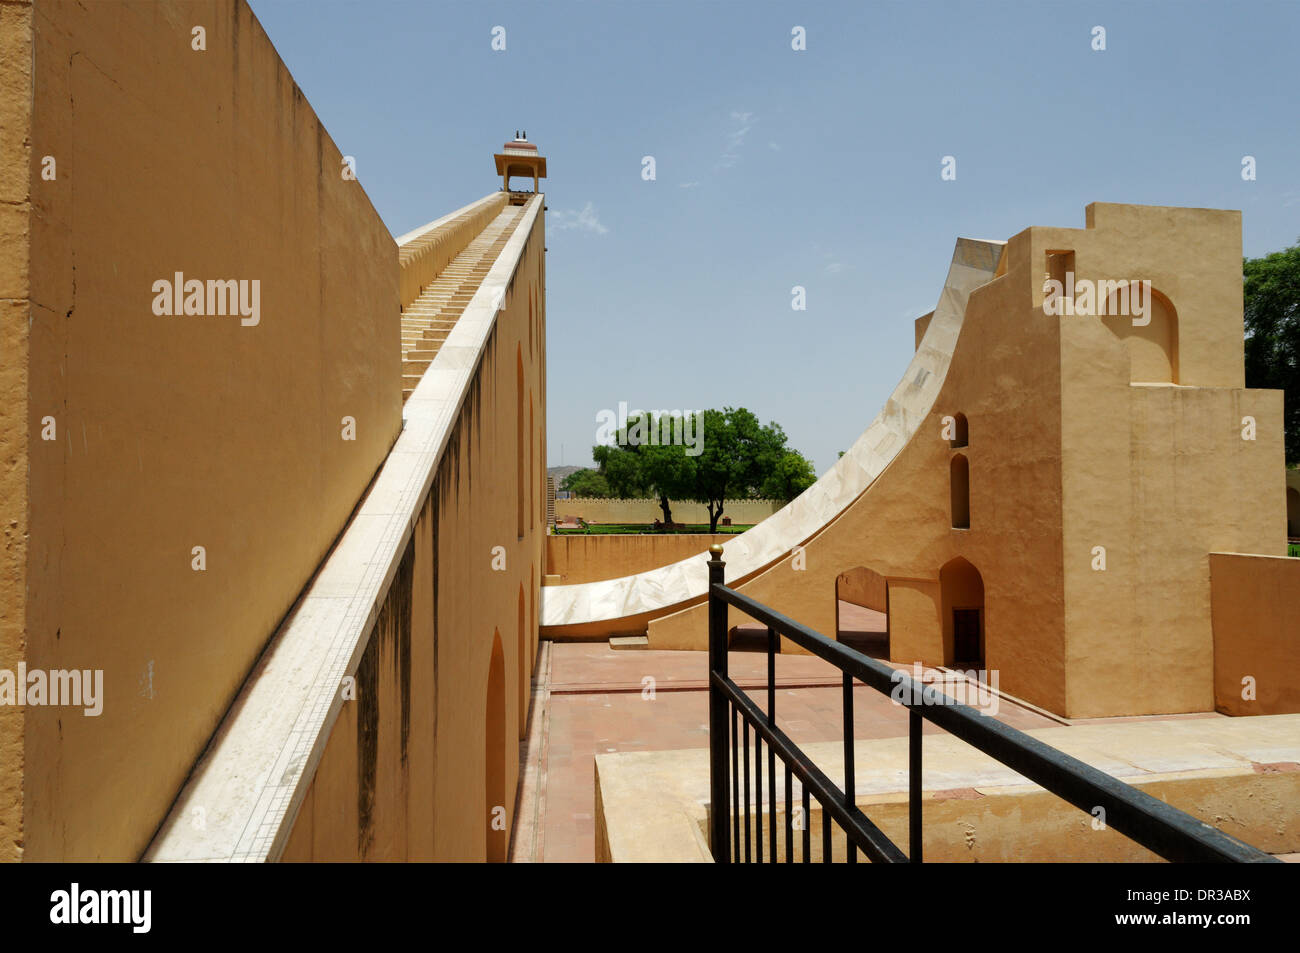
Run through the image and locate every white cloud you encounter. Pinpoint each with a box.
[717,110,756,169]
[679,181,700,189]
[813,242,851,275]
[551,201,609,235]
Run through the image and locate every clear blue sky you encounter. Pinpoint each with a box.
[248,0,1299,475]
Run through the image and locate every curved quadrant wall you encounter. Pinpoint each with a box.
[539,238,1005,639]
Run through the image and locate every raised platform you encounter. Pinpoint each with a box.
[595,713,1300,862]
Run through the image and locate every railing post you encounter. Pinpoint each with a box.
[909,707,922,863]
[707,544,730,863]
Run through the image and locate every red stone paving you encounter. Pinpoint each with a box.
[511,628,1069,863]
[506,602,1264,864]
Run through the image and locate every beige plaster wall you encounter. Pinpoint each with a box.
[0,0,33,865]
[836,566,887,610]
[556,498,781,525]
[1210,552,1300,716]
[7,0,401,860]
[1048,205,1283,716]
[546,533,735,585]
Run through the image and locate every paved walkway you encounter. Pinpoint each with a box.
[510,625,1108,863]
[508,601,1291,862]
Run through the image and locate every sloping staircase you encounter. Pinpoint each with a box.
[401,203,527,401]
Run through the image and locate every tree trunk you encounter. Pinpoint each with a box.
[658,495,674,527]
[708,500,723,534]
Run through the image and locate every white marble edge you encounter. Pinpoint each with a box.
[540,237,1006,628]
[145,195,543,862]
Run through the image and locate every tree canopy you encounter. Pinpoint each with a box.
[559,468,610,498]
[586,407,817,531]
[1243,241,1300,465]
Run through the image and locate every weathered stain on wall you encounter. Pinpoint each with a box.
[6,0,401,860]
[356,616,379,857]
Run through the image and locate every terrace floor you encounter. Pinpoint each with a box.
[508,606,1251,863]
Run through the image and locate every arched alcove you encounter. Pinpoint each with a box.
[1288,486,1300,538]
[1101,285,1179,384]
[939,557,984,666]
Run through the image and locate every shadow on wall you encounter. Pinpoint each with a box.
[836,566,889,659]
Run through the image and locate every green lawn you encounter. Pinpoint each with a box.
[554,523,753,535]
[1290,543,1300,558]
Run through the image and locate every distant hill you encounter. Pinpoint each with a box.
[547,465,584,486]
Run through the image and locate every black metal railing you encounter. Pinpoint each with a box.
[705,548,1278,863]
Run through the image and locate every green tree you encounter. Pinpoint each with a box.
[591,407,818,531]
[1243,241,1300,464]
[560,468,610,498]
[760,450,817,501]
[688,408,800,531]
[591,442,649,498]
[638,432,696,525]
[593,413,691,523]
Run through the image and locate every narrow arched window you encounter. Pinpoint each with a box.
[951,454,970,529]
[950,412,968,448]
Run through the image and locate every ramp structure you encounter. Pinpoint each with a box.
[543,204,1296,722]
[540,238,1004,634]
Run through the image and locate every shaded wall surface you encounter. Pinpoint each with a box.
[1211,553,1300,716]
[2,0,400,860]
